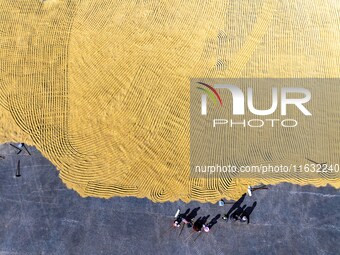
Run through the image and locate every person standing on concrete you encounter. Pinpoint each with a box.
[182,207,200,227]
[222,193,246,221]
[173,209,190,227]
[193,215,209,232]
[231,205,246,221]
[240,202,257,224]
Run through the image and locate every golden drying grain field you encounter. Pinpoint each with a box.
[0,0,339,202]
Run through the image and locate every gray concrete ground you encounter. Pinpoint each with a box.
[0,143,339,255]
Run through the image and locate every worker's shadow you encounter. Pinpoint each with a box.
[230,205,246,221]
[225,193,246,219]
[185,207,201,227]
[206,214,221,229]
[194,215,210,227]
[242,202,257,223]
[178,208,190,219]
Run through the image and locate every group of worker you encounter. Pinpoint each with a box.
[171,186,267,235]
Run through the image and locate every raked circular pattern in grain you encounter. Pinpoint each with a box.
[0,0,339,202]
